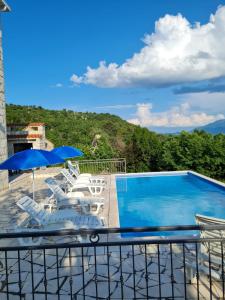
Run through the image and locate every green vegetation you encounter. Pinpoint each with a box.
[6,104,225,180]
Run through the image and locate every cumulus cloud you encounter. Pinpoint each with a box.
[128,102,224,128]
[180,92,225,114]
[71,6,225,88]
[70,74,83,85]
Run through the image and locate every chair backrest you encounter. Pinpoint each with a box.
[67,161,80,179]
[196,214,225,257]
[45,177,70,203]
[17,196,49,224]
[73,160,81,173]
[61,168,77,186]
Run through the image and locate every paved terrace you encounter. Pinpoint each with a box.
[0,168,223,299]
[0,168,114,235]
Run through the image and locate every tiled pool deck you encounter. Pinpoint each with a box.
[0,169,224,299]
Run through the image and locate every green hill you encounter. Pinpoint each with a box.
[6,104,137,159]
[6,104,225,180]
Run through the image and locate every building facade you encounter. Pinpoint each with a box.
[0,0,10,191]
[7,123,54,156]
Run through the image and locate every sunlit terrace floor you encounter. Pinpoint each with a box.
[0,168,113,236]
[0,168,224,299]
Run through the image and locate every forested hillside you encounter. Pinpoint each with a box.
[6,104,136,159]
[6,104,225,180]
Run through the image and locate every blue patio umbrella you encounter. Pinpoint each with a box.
[0,149,64,199]
[51,146,83,159]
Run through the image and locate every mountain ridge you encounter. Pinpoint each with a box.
[195,119,225,134]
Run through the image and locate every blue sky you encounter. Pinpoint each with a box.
[2,0,225,132]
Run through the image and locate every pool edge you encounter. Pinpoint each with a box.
[115,170,225,190]
[108,174,120,228]
[188,170,225,189]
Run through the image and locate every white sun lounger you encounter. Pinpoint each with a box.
[17,196,104,227]
[185,214,225,282]
[14,219,80,246]
[68,160,105,184]
[61,169,105,196]
[45,177,104,214]
[16,196,104,246]
[68,160,92,177]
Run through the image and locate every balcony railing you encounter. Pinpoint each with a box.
[0,225,225,299]
[74,158,126,175]
[7,130,29,135]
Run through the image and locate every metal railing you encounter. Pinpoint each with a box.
[75,158,126,175]
[1,225,225,299]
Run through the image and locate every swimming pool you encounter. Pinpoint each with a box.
[116,172,225,236]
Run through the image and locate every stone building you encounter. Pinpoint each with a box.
[0,0,10,191]
[7,123,54,156]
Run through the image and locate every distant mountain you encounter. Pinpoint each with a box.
[196,119,225,134]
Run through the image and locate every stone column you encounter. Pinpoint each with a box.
[0,1,10,191]
[0,24,8,191]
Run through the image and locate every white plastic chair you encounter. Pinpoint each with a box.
[61,169,105,196]
[17,196,105,228]
[68,160,105,184]
[185,214,225,282]
[45,177,104,214]
[16,197,105,245]
[68,160,91,176]
[14,219,80,246]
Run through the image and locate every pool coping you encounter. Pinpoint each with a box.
[188,170,225,189]
[109,174,120,228]
[115,170,225,189]
[109,170,225,240]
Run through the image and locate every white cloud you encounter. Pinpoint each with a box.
[70,74,83,85]
[51,83,63,88]
[128,102,224,128]
[180,92,225,114]
[71,6,225,88]
[96,104,136,109]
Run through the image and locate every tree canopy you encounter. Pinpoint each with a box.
[6,104,225,180]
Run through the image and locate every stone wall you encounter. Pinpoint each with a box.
[0,28,8,191]
[7,123,54,156]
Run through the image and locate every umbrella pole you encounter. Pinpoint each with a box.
[32,169,35,200]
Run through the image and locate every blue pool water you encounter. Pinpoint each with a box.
[116,173,225,236]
